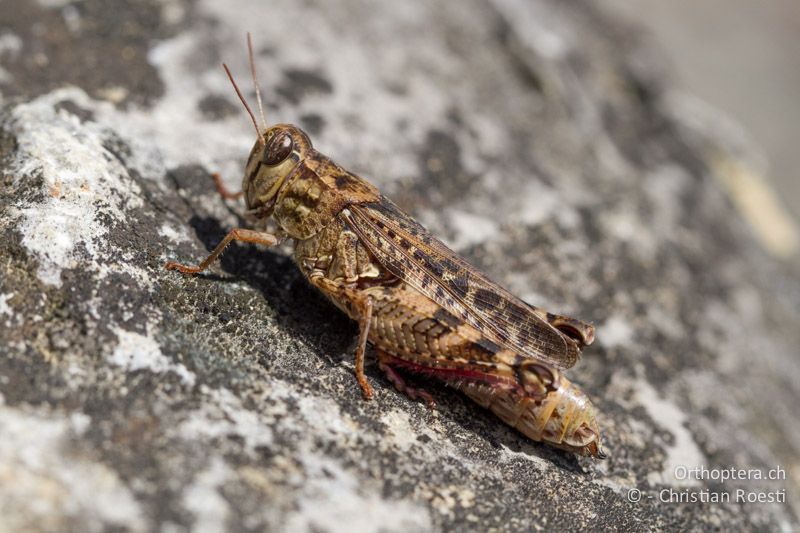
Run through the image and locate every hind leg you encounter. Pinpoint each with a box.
[377,350,436,408]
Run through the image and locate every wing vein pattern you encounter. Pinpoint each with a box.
[347,197,580,369]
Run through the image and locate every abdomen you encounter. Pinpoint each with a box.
[293,219,605,457]
[366,283,604,458]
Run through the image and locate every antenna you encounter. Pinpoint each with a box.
[247,32,267,130]
[223,63,264,145]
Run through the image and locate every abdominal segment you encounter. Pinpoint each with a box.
[456,376,604,457]
[365,284,605,458]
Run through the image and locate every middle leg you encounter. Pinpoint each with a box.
[309,274,375,400]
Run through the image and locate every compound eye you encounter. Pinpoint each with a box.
[263,132,293,165]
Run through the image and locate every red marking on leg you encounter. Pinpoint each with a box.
[379,353,518,391]
[378,360,436,408]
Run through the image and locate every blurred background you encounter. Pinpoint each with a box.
[599,0,800,221]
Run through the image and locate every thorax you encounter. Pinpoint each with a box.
[292,212,395,290]
[272,151,379,240]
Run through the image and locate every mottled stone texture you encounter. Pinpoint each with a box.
[1,0,798,531]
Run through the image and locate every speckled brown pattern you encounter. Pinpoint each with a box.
[167,120,604,458]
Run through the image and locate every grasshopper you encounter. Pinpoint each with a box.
[166,36,605,458]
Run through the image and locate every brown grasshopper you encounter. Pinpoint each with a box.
[166,36,605,458]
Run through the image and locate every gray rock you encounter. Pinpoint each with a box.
[1,0,798,531]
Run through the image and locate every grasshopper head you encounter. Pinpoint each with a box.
[221,36,313,219]
[243,124,312,216]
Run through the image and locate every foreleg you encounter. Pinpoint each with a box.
[165,228,277,274]
[212,172,244,200]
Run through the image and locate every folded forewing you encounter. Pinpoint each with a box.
[347,197,583,369]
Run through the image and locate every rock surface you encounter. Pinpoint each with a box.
[1,0,798,531]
